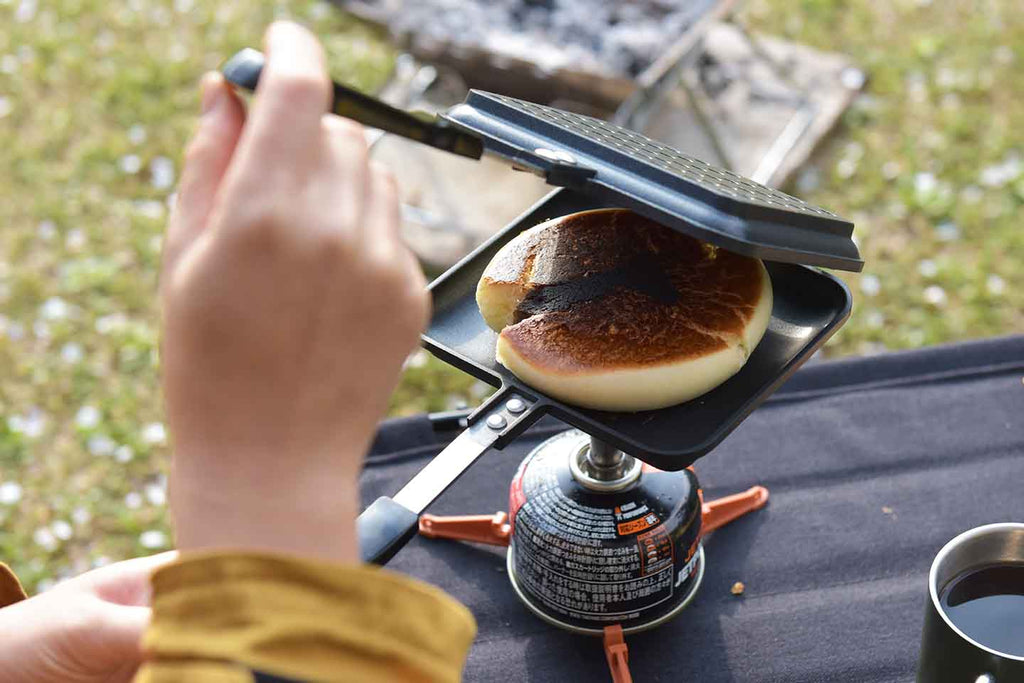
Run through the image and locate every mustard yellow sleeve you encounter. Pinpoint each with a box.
[136,552,476,683]
[0,562,27,607]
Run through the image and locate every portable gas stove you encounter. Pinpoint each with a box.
[224,50,861,682]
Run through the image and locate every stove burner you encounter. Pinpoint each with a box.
[569,439,641,492]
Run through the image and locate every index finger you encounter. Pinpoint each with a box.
[237,21,331,165]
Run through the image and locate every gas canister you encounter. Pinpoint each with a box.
[507,430,704,634]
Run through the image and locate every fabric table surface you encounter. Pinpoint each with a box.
[362,335,1024,682]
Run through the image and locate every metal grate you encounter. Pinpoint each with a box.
[489,93,839,220]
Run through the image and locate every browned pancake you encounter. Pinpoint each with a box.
[477,208,773,410]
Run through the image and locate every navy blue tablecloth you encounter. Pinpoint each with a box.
[362,336,1024,682]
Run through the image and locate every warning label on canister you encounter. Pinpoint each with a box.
[509,446,699,625]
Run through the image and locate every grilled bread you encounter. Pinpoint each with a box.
[476,208,773,411]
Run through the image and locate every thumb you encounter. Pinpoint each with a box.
[164,72,246,273]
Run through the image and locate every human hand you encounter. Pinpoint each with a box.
[161,22,429,563]
[0,552,176,683]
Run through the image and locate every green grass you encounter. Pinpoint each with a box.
[0,0,1021,591]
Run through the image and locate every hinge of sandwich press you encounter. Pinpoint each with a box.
[510,147,596,187]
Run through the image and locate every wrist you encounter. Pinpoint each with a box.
[170,459,362,565]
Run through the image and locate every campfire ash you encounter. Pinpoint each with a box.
[363,0,720,78]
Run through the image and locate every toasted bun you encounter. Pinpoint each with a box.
[476,208,773,411]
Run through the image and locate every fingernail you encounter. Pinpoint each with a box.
[200,72,223,115]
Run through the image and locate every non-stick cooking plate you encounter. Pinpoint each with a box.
[424,187,851,470]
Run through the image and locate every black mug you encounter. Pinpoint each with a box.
[918,523,1024,682]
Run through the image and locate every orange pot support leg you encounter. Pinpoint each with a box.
[701,485,770,534]
[418,511,512,547]
[603,624,633,683]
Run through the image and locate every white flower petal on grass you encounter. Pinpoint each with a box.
[150,156,175,190]
[841,66,867,90]
[75,405,101,429]
[15,0,36,22]
[51,520,73,541]
[144,482,166,506]
[979,154,1022,187]
[114,445,135,463]
[37,219,56,240]
[128,124,147,145]
[917,260,938,278]
[174,0,194,12]
[13,408,48,439]
[40,296,70,320]
[5,320,25,340]
[33,320,50,339]
[65,228,87,251]
[836,158,857,179]
[986,274,1006,296]
[95,313,127,334]
[914,172,937,195]
[923,285,947,306]
[859,274,881,297]
[119,154,142,175]
[881,161,901,180]
[142,422,167,445]
[865,311,885,329]
[61,342,84,364]
[124,492,143,509]
[72,507,91,525]
[0,482,22,505]
[87,434,116,456]
[404,349,428,369]
[935,67,956,90]
[140,530,168,549]
[135,199,165,220]
[0,55,17,75]
[34,527,57,551]
[309,0,331,20]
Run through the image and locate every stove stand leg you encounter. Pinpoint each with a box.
[417,511,511,547]
[701,485,770,534]
[603,624,633,683]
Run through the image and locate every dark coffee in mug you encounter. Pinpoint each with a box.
[939,564,1024,658]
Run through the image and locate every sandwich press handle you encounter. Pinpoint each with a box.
[357,389,540,565]
[221,48,484,160]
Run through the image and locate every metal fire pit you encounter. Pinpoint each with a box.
[336,0,735,111]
